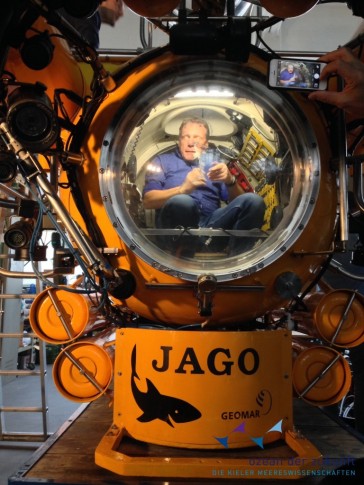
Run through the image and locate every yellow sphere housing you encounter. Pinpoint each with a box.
[62,49,337,327]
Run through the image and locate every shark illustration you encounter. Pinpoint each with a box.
[131,345,202,427]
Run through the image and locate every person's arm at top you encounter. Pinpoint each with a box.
[308,47,364,120]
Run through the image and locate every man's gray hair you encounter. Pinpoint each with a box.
[179,117,210,139]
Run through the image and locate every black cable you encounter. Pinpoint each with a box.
[287,252,334,313]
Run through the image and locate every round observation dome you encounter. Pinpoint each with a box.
[100,57,323,283]
[77,50,336,325]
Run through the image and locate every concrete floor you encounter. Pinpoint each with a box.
[0,365,80,485]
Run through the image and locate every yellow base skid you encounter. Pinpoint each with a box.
[95,424,322,480]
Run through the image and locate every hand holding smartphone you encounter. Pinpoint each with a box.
[268,58,327,91]
[199,148,220,176]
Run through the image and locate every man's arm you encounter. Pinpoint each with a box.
[226,177,244,200]
[207,163,244,201]
[143,186,184,210]
[143,168,207,210]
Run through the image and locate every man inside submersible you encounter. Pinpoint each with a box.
[142,117,266,257]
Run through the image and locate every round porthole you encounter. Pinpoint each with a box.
[100,58,320,283]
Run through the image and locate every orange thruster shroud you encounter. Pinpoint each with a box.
[95,327,322,479]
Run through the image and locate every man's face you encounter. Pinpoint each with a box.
[287,64,294,73]
[178,122,208,162]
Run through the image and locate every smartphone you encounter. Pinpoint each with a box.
[268,58,327,91]
[199,148,219,175]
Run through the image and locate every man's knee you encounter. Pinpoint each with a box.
[236,193,265,213]
[165,194,196,211]
[160,195,199,227]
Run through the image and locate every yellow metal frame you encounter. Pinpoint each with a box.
[95,426,322,480]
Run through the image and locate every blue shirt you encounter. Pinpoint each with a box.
[143,148,229,218]
[279,69,296,82]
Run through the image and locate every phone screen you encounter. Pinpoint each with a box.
[270,59,326,90]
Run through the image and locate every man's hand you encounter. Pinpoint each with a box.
[180,168,206,194]
[207,163,235,184]
[308,47,364,120]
